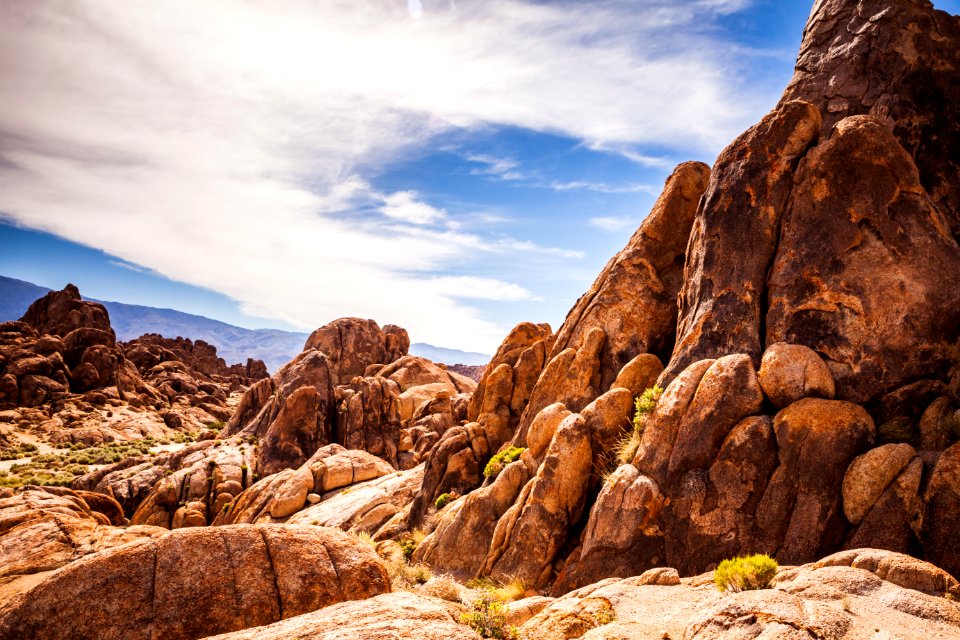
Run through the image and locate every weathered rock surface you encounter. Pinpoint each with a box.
[758,342,835,408]
[123,333,268,389]
[662,101,822,384]
[0,487,166,603]
[780,0,960,237]
[215,444,395,526]
[205,592,477,640]
[287,464,424,535]
[923,441,960,579]
[0,524,390,640]
[19,284,112,338]
[415,459,531,580]
[523,551,960,640]
[550,162,709,389]
[408,322,552,527]
[757,398,875,564]
[766,115,960,404]
[304,318,408,385]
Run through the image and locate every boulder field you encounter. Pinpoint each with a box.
[2,0,960,639]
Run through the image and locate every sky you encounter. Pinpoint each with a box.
[2,0,957,353]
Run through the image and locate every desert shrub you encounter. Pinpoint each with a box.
[421,575,463,603]
[435,492,454,510]
[632,385,663,435]
[484,446,525,478]
[714,554,778,592]
[460,591,518,639]
[353,530,377,551]
[399,529,427,560]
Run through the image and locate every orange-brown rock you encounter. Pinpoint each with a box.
[758,342,835,408]
[0,487,166,603]
[550,162,709,389]
[662,101,822,385]
[766,115,960,404]
[407,323,551,528]
[0,524,390,640]
[524,551,960,640]
[415,459,530,580]
[303,317,408,384]
[19,284,112,338]
[481,413,593,588]
[757,398,875,564]
[552,464,664,593]
[215,444,394,525]
[610,353,663,397]
[224,349,335,476]
[513,326,605,448]
[923,441,960,579]
[204,592,477,640]
[779,0,960,237]
[287,463,423,534]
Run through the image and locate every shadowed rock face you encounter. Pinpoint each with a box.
[780,0,960,237]
[661,101,822,385]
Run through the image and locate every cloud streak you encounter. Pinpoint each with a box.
[0,0,768,351]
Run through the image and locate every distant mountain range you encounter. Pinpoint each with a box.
[0,275,490,371]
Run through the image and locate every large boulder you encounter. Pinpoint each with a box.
[757,398,875,564]
[303,318,408,384]
[923,441,960,579]
[215,444,395,525]
[0,524,390,640]
[766,115,960,404]
[758,342,836,408]
[0,487,166,602]
[19,284,113,338]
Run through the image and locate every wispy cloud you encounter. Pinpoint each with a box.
[589,216,640,232]
[550,181,656,195]
[429,276,539,302]
[0,0,767,351]
[463,154,525,181]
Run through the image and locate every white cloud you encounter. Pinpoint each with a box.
[0,0,768,352]
[428,276,538,302]
[379,191,446,225]
[589,216,639,232]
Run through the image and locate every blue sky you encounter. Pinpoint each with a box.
[1,0,957,352]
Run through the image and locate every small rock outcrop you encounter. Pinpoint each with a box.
[0,524,390,640]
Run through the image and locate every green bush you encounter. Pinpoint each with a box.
[460,591,519,639]
[632,385,663,435]
[714,554,778,592]
[435,492,454,510]
[484,446,525,478]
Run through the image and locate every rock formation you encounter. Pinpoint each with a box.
[0,524,389,640]
[407,0,960,594]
